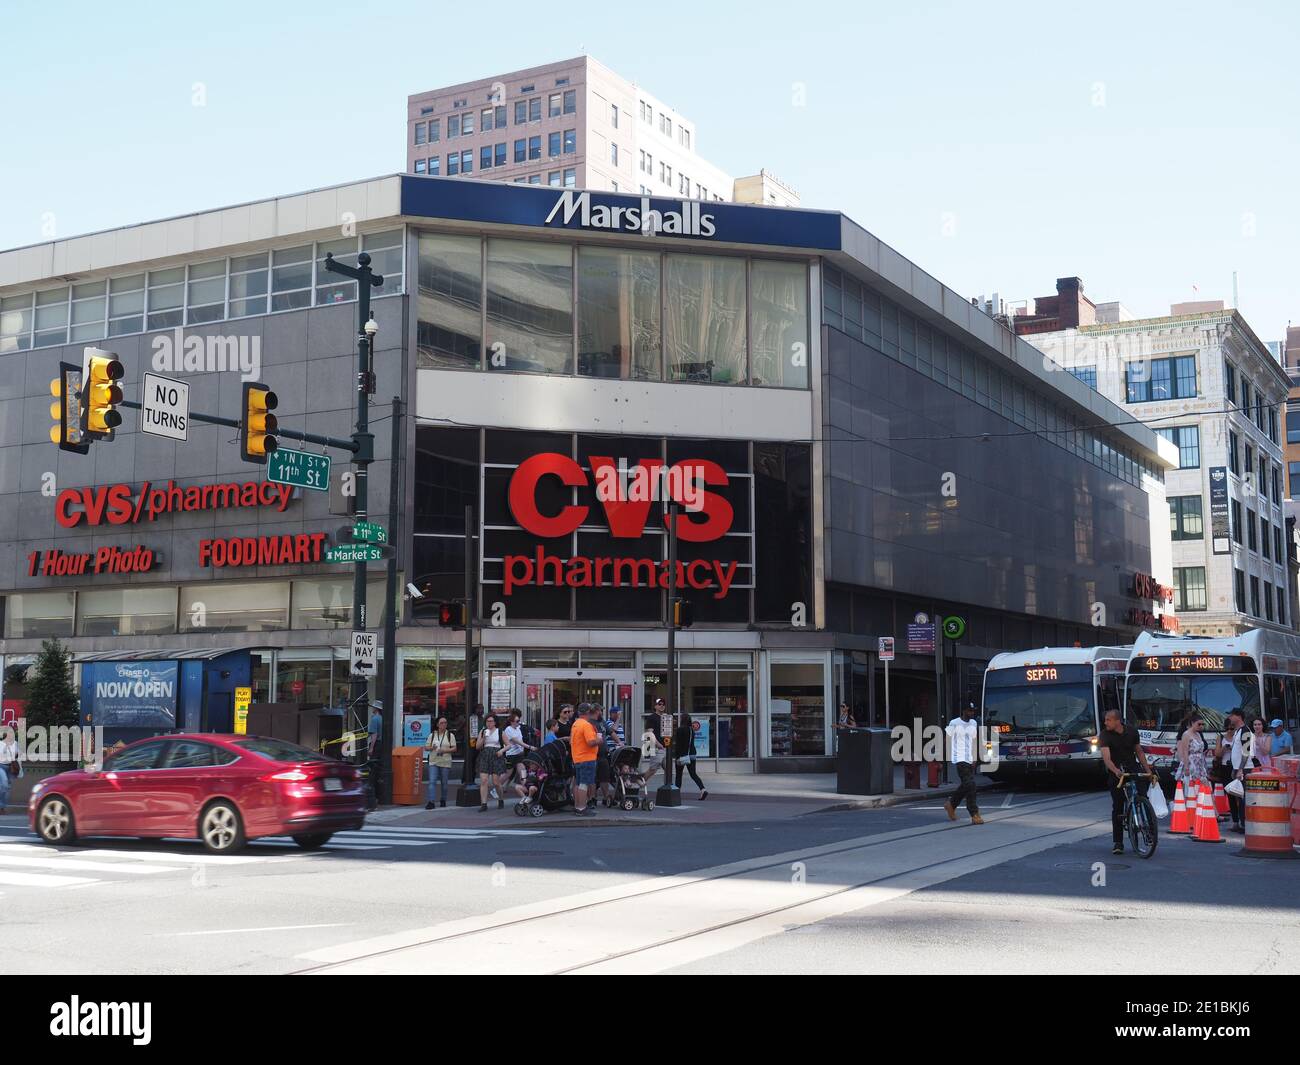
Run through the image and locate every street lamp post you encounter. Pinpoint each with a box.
[323,252,385,796]
[656,499,682,808]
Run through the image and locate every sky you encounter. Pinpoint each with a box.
[2,0,1297,341]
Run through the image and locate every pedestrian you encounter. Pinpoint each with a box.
[640,717,666,785]
[607,707,626,747]
[476,714,506,812]
[1213,710,1247,832]
[367,704,383,760]
[1098,708,1153,854]
[943,702,983,825]
[838,702,856,728]
[1270,718,1293,758]
[503,709,533,786]
[673,712,708,799]
[0,727,18,815]
[424,716,456,809]
[556,704,576,739]
[1250,716,1272,768]
[1175,712,1208,786]
[543,718,559,745]
[570,703,602,817]
[592,707,616,806]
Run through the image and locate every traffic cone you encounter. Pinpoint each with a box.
[1185,777,1199,810]
[1168,780,1192,834]
[1193,786,1222,842]
[1214,783,1230,817]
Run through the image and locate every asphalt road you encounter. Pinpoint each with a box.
[1,788,1294,975]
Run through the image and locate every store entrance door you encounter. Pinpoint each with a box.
[521,670,639,738]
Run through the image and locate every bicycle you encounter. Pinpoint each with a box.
[1118,771,1159,858]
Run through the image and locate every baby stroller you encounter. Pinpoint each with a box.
[514,739,574,818]
[609,745,654,812]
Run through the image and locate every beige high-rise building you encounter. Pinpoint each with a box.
[406,56,795,205]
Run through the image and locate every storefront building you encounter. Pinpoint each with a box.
[0,175,1176,771]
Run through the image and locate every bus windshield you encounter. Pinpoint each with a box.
[983,682,1096,737]
[1125,674,1260,733]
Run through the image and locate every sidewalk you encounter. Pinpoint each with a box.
[370,765,1000,829]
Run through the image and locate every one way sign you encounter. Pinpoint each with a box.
[349,631,377,677]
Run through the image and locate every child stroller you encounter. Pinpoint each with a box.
[514,739,574,818]
[609,745,654,812]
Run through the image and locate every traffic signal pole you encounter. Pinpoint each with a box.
[656,499,682,808]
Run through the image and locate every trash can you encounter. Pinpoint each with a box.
[390,747,424,806]
[836,727,894,795]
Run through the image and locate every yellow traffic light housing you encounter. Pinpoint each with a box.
[672,597,694,629]
[50,362,89,454]
[80,349,124,439]
[241,382,279,463]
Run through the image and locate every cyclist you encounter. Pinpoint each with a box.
[1098,707,1154,855]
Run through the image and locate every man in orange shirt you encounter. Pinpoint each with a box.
[570,703,602,817]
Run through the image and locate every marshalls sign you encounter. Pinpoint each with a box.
[140,372,189,441]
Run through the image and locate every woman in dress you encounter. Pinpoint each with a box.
[1175,712,1208,787]
[476,714,506,811]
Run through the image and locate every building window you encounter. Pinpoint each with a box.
[1069,365,1097,390]
[1231,500,1243,544]
[1260,456,1269,500]
[428,156,440,175]
[429,119,440,142]
[577,247,661,381]
[145,268,184,330]
[611,104,618,127]
[76,587,177,636]
[291,578,390,630]
[548,93,561,117]
[416,232,481,371]
[767,659,827,757]
[1228,430,1240,474]
[514,139,526,163]
[1173,567,1207,612]
[1224,360,1236,403]
[1275,525,1284,563]
[185,260,225,324]
[270,245,314,312]
[683,128,691,150]
[447,152,459,176]
[180,582,289,632]
[315,237,358,304]
[415,158,426,174]
[665,253,746,384]
[1235,568,1247,613]
[528,135,541,160]
[610,142,618,165]
[562,168,576,187]
[1248,508,1258,552]
[548,131,561,157]
[563,89,576,114]
[3,591,75,638]
[563,128,576,153]
[1279,586,1287,626]
[751,259,809,388]
[460,150,472,174]
[547,171,561,186]
[1290,461,1300,496]
[481,107,494,132]
[1169,496,1204,541]
[1155,425,1199,468]
[514,100,527,124]
[1265,583,1275,622]
[228,253,268,318]
[1269,405,1279,443]
[461,113,474,136]
[414,122,427,145]
[480,145,492,170]
[1125,354,1196,402]
[447,114,460,138]
[494,142,506,167]
[70,281,107,342]
[529,97,541,122]
[1262,516,1272,560]
[1250,576,1261,616]
[528,174,541,184]
[485,238,574,375]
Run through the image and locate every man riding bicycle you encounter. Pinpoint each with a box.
[1098,708,1154,855]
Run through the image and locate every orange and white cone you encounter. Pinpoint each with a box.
[1185,777,1200,810]
[1214,783,1230,817]
[1169,779,1192,834]
[1194,785,1222,842]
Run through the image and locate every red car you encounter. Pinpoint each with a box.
[28,734,365,853]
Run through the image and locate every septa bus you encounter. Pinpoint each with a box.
[981,646,1130,781]
[1124,628,1300,781]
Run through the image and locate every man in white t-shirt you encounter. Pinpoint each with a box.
[943,702,984,825]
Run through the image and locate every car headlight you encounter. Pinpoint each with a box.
[29,782,46,799]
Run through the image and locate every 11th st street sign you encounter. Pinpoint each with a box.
[267,447,330,491]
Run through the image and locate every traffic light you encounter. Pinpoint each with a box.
[240,382,279,463]
[671,597,694,628]
[49,362,88,454]
[80,350,123,439]
[438,601,466,629]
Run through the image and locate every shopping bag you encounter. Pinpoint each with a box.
[1147,782,1169,819]
[1225,778,1244,799]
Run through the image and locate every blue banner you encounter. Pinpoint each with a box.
[82,661,178,729]
[400,176,843,251]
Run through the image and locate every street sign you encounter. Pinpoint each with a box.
[351,521,387,544]
[140,372,189,441]
[267,447,330,491]
[942,616,967,640]
[1209,466,1230,554]
[349,630,377,676]
[326,543,387,564]
[907,622,935,654]
[878,636,895,662]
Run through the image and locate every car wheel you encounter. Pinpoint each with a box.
[36,797,77,845]
[199,801,245,853]
[292,833,333,850]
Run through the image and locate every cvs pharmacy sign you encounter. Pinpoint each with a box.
[502,453,740,598]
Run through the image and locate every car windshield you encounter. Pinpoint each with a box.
[233,737,329,763]
[983,682,1096,737]
[1126,675,1259,733]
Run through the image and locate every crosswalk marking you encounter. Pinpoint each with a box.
[0,869,97,888]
